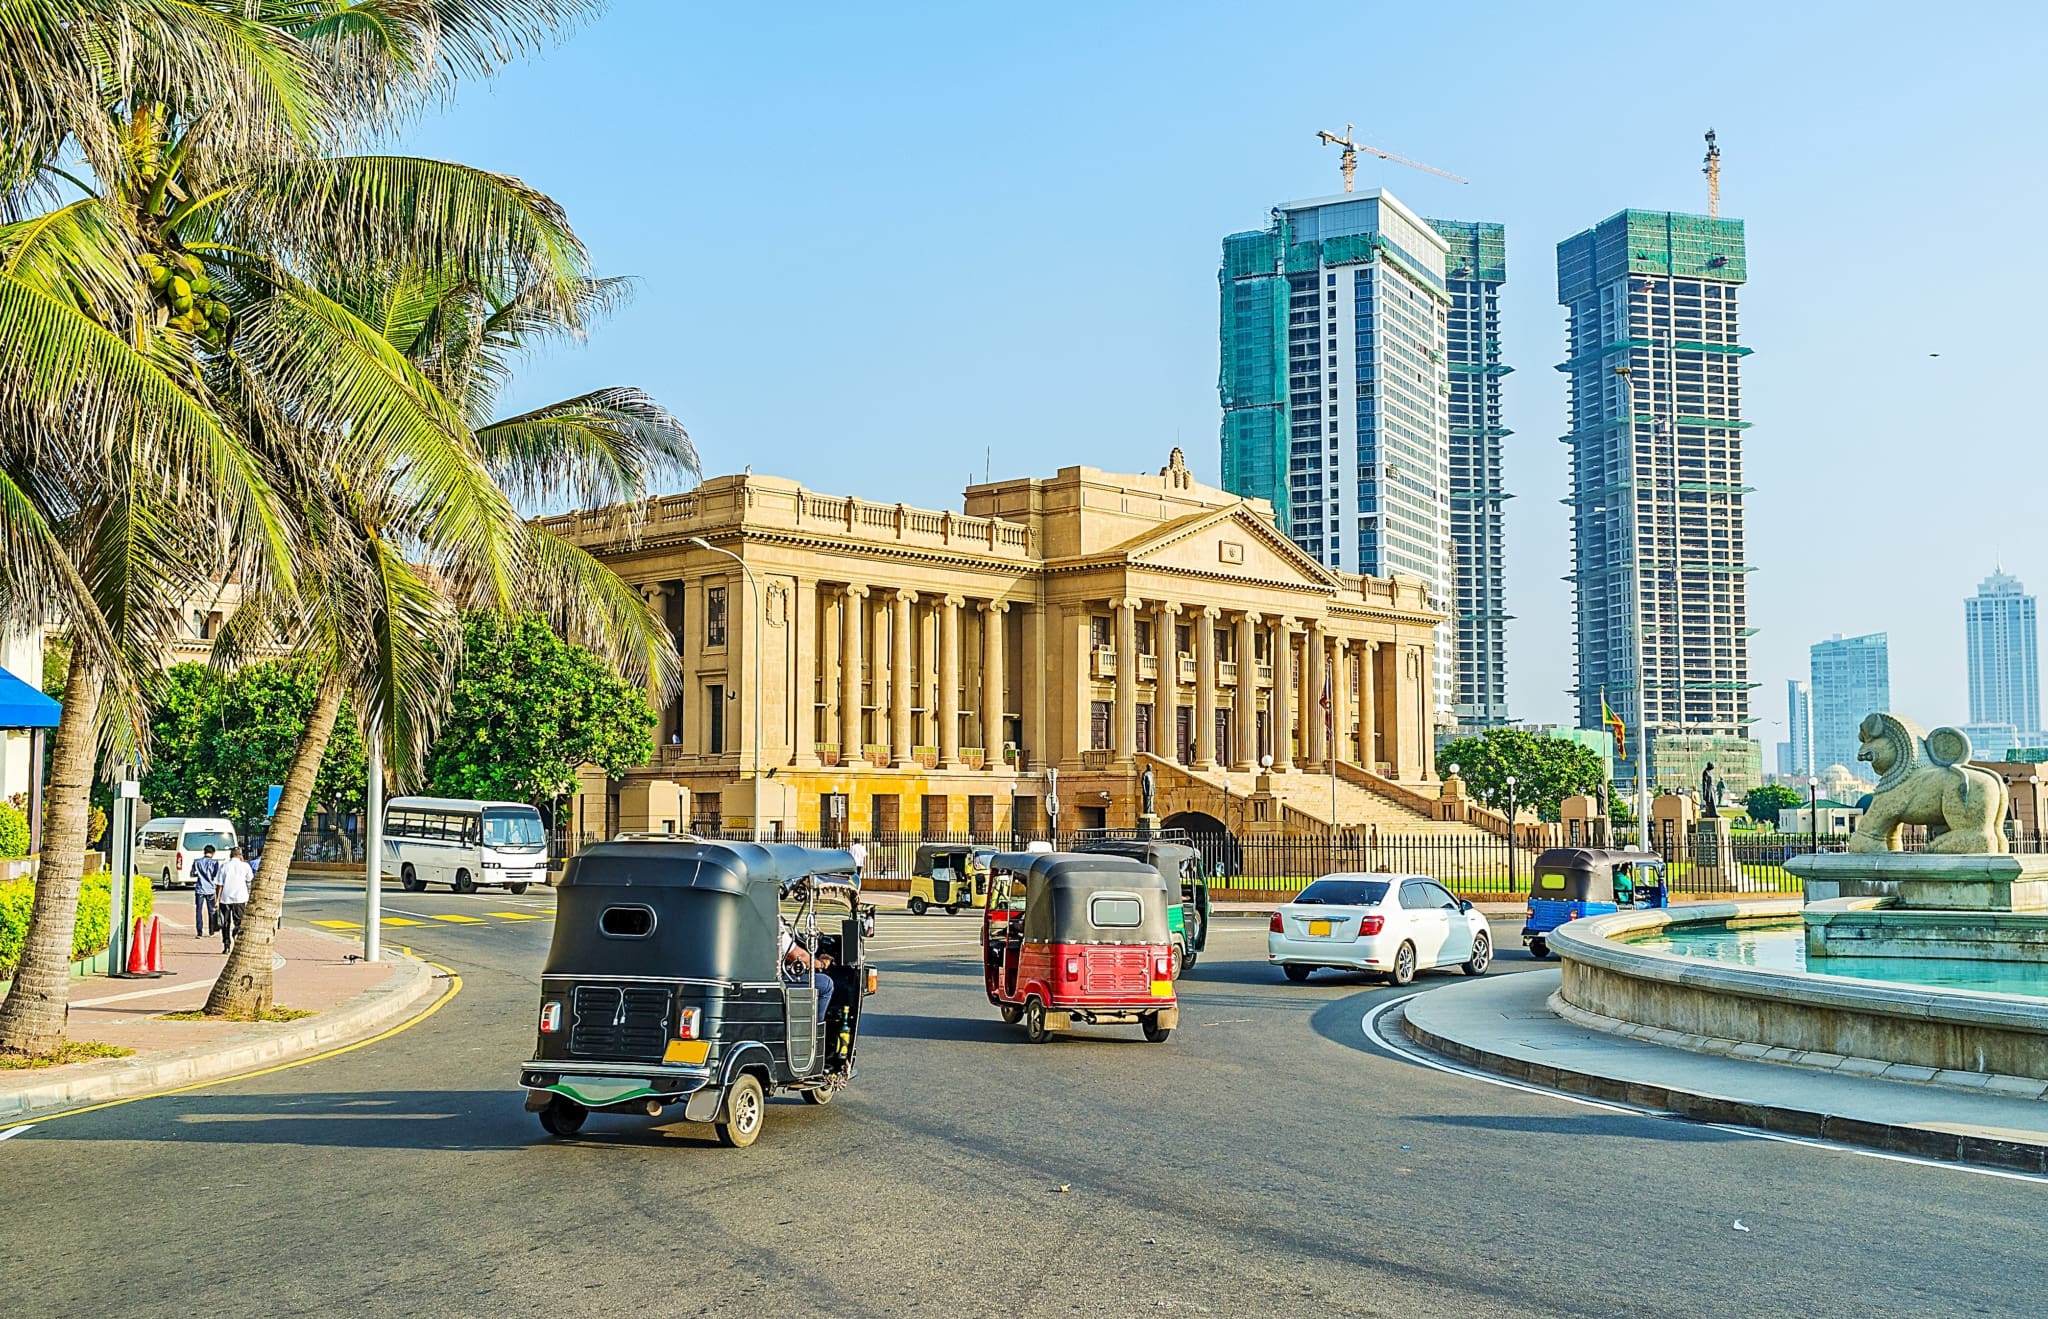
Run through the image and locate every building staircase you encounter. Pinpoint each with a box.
[1137,754,1506,843]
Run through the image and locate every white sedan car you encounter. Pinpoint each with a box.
[1267,874,1493,984]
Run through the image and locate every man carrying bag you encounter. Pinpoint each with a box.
[191,844,223,939]
[217,847,254,953]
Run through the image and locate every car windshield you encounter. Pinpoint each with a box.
[1294,879,1389,907]
[482,810,546,851]
[185,830,235,851]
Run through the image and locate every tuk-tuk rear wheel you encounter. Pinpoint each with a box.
[1141,1013,1171,1043]
[908,896,928,916]
[1023,998,1051,1044]
[1529,937,1550,961]
[716,1073,766,1148]
[538,1097,586,1137]
[945,903,961,915]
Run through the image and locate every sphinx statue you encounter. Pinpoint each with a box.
[1848,713,2009,854]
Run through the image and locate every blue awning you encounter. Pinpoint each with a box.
[0,667,60,729]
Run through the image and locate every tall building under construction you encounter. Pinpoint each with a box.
[1557,210,1754,791]
[1429,219,1511,728]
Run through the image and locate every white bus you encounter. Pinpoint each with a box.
[382,796,548,894]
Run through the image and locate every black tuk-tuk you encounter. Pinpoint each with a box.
[1070,835,1211,974]
[1521,847,1669,959]
[520,840,875,1147]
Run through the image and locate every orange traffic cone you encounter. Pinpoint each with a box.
[126,914,165,977]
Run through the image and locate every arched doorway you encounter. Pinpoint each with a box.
[1162,811,1239,878]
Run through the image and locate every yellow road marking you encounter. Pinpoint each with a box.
[430,914,485,924]
[310,920,361,930]
[483,911,538,920]
[22,963,463,1125]
[381,918,426,927]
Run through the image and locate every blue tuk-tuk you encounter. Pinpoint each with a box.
[1521,847,1667,960]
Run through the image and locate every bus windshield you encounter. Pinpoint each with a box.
[482,809,546,851]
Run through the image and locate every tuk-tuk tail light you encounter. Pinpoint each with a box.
[1154,956,1170,979]
[1064,957,1080,980]
[538,1001,562,1034]
[1354,915,1384,940]
[865,967,880,995]
[675,1007,702,1041]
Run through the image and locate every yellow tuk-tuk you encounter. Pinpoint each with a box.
[909,844,993,915]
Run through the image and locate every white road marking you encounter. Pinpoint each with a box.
[1360,994,2048,1185]
[71,981,209,1008]
[0,1124,35,1141]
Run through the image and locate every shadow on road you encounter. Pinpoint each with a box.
[1414,1112,1746,1144]
[856,1011,1029,1045]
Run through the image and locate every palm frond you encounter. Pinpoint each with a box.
[512,526,679,694]
[360,526,461,779]
[477,386,698,509]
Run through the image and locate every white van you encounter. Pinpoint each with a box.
[383,796,547,894]
[137,816,239,889]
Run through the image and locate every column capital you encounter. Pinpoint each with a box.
[1197,605,1222,620]
[940,593,966,609]
[1108,595,1142,613]
[1272,615,1302,635]
[1237,609,1262,626]
[893,587,918,604]
[977,598,1009,615]
[637,581,667,604]
[842,584,870,601]
[1366,639,1381,653]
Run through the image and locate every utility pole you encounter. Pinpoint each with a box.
[363,720,382,963]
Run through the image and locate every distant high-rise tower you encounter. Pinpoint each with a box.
[1429,219,1511,728]
[1810,633,1890,773]
[1558,210,1753,790]
[1221,188,1455,713]
[1966,569,2040,737]
[1778,678,1812,778]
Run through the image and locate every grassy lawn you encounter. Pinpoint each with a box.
[0,1040,135,1069]
[159,1006,316,1023]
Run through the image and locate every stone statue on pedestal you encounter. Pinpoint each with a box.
[1139,766,1156,819]
[1701,763,1719,818]
[1849,713,2009,853]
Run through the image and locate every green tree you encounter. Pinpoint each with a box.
[425,614,655,808]
[1436,728,1606,823]
[1743,783,1804,828]
[143,661,368,828]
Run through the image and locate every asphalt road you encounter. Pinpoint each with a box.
[2,878,2042,1318]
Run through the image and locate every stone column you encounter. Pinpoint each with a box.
[938,595,962,767]
[890,589,916,766]
[1021,602,1047,771]
[979,600,1007,768]
[1113,597,1138,765]
[1152,600,1177,761]
[1305,622,1327,771]
[638,583,669,744]
[791,579,820,767]
[1233,611,1258,771]
[839,585,866,758]
[1361,640,1379,772]
[1330,638,1350,766]
[1272,617,1296,772]
[1194,607,1218,770]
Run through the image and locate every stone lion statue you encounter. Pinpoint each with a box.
[1848,713,2008,853]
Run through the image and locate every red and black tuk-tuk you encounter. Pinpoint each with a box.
[980,851,1178,1044]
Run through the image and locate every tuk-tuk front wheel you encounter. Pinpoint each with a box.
[716,1074,766,1148]
[1141,1013,1171,1043]
[945,903,962,916]
[538,1097,587,1138]
[908,896,928,916]
[1023,998,1051,1044]
[1529,937,1550,961]
[999,1004,1022,1025]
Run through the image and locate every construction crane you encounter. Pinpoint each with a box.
[1703,129,1722,218]
[1315,123,1469,193]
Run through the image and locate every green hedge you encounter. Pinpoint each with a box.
[0,802,27,859]
[0,873,155,978]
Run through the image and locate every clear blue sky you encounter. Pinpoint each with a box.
[401,0,2048,737]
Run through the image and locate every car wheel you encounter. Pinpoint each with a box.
[160,868,172,891]
[452,870,476,895]
[1023,998,1051,1044]
[999,1004,1022,1025]
[507,883,529,896]
[908,896,928,916]
[400,865,421,892]
[1388,941,1416,986]
[716,1074,766,1148]
[1530,936,1550,961]
[1141,1013,1172,1043]
[801,1085,834,1106]
[1463,933,1493,976]
[538,1097,586,1138]
[1282,964,1311,983]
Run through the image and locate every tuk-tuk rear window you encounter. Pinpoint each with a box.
[1536,870,1568,891]
[1295,879,1388,907]
[1088,894,1143,928]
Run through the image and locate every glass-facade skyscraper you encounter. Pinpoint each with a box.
[1810,632,1890,773]
[1966,569,2040,739]
[1220,188,1456,714]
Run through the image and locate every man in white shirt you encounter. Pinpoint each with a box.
[216,847,255,953]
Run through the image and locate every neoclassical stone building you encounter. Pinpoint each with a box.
[541,451,1452,839]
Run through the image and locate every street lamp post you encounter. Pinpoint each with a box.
[363,719,382,962]
[1504,773,1518,892]
[1808,775,1820,857]
[689,537,764,844]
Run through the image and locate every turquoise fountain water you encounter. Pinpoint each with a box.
[1626,920,2048,1000]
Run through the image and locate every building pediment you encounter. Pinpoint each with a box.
[1083,504,1342,591]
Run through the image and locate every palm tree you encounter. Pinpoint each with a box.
[0,0,601,1053]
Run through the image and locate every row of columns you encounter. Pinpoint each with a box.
[828,586,1011,770]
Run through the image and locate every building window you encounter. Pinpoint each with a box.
[1090,615,1111,649]
[1090,701,1112,751]
[706,585,728,647]
[707,684,726,755]
[1135,703,1152,754]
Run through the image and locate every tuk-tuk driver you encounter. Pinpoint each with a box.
[779,923,834,1024]
[1614,863,1636,906]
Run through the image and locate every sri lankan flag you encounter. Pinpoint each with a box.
[1601,691,1626,760]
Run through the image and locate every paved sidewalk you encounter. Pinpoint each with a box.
[1400,969,2048,1173]
[1,927,437,1122]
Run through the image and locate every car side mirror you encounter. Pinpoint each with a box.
[1459,900,1474,913]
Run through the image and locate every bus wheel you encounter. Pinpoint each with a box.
[908,896,927,916]
[400,865,422,892]
[716,1074,766,1148]
[507,883,529,895]
[538,1097,586,1138]
[1023,998,1051,1044]
[453,870,477,894]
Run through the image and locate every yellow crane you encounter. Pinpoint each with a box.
[1703,129,1722,218]
[1315,123,1469,193]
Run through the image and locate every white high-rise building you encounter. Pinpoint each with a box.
[1221,188,1454,713]
[1966,569,2040,739]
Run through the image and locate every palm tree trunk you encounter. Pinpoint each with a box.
[205,666,346,1018]
[0,648,105,1055]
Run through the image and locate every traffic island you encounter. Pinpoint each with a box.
[0,926,440,1122]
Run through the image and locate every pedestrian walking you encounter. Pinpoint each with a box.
[217,846,254,953]
[190,844,223,938]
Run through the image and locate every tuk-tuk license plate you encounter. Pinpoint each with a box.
[1308,919,1332,937]
[1150,980,1173,997]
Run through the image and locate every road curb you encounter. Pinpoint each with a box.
[1395,997,2048,1175]
[0,931,440,1123]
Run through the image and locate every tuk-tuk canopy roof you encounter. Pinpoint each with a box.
[989,851,1168,893]
[1072,838,1203,869]
[914,842,991,874]
[1531,847,1664,876]
[563,839,860,895]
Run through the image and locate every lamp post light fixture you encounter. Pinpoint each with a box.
[688,536,764,843]
[1808,775,1820,857]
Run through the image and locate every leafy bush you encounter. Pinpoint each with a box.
[0,802,28,859]
[0,874,154,977]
